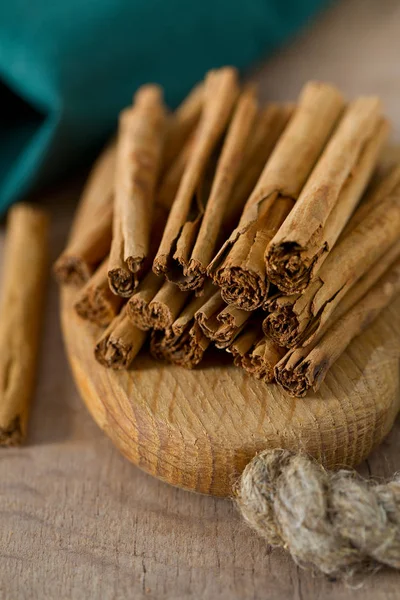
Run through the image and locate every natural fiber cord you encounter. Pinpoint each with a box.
[237,449,400,577]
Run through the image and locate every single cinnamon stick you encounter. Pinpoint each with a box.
[54,142,115,285]
[94,307,147,369]
[74,258,123,327]
[161,82,203,174]
[0,204,48,445]
[275,254,400,397]
[108,85,167,297]
[242,337,286,382]
[265,99,388,294]
[157,132,195,210]
[182,86,258,289]
[195,292,252,348]
[150,282,216,368]
[208,81,345,310]
[127,276,189,330]
[225,103,294,234]
[227,325,284,382]
[153,67,239,286]
[263,168,400,348]
[227,325,262,366]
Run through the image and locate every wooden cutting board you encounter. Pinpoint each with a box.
[61,285,400,497]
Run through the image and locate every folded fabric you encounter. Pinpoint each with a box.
[0,0,327,212]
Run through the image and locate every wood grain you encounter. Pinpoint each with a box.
[2,0,400,596]
[61,278,400,497]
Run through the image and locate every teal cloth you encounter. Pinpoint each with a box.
[0,0,327,212]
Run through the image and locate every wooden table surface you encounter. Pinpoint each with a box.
[1,0,400,598]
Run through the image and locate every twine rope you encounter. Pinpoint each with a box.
[237,449,400,577]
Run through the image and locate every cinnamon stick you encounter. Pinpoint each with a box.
[208,81,345,310]
[227,324,285,382]
[54,142,115,285]
[274,236,400,397]
[108,85,167,297]
[0,204,48,445]
[182,85,258,289]
[263,167,400,348]
[265,99,388,294]
[275,253,400,397]
[74,258,123,327]
[127,276,189,330]
[157,132,195,210]
[195,292,252,348]
[94,307,147,369]
[225,103,294,234]
[211,196,295,310]
[241,337,285,382]
[150,283,216,368]
[153,67,239,286]
[161,83,203,174]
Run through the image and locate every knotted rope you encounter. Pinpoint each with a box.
[237,449,400,577]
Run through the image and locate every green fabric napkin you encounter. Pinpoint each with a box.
[0,0,327,212]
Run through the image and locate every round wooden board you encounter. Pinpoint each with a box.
[61,285,400,497]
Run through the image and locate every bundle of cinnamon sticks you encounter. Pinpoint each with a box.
[55,67,400,398]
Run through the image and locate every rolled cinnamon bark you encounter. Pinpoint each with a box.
[242,337,285,382]
[211,196,295,310]
[157,132,195,210]
[108,85,167,297]
[274,236,400,396]
[54,142,115,285]
[0,203,49,445]
[153,67,239,286]
[275,253,400,397]
[127,277,189,330]
[227,325,284,382]
[74,259,123,327]
[227,325,262,366]
[161,82,203,174]
[94,307,147,370]
[208,81,345,310]
[225,103,294,234]
[150,283,216,368]
[195,292,252,348]
[182,86,258,289]
[265,99,388,294]
[263,168,400,348]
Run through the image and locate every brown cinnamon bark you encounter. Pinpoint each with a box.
[208,81,344,310]
[127,276,189,330]
[0,204,49,445]
[263,168,400,348]
[225,103,294,233]
[265,99,388,294]
[182,86,258,289]
[157,132,195,210]
[227,325,284,382]
[242,337,285,382]
[94,307,147,369]
[211,196,295,310]
[161,83,203,174]
[54,142,115,285]
[275,253,400,397]
[74,259,123,327]
[150,282,216,368]
[108,85,167,297]
[153,67,239,286]
[275,236,400,396]
[227,325,262,366]
[195,292,252,348]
